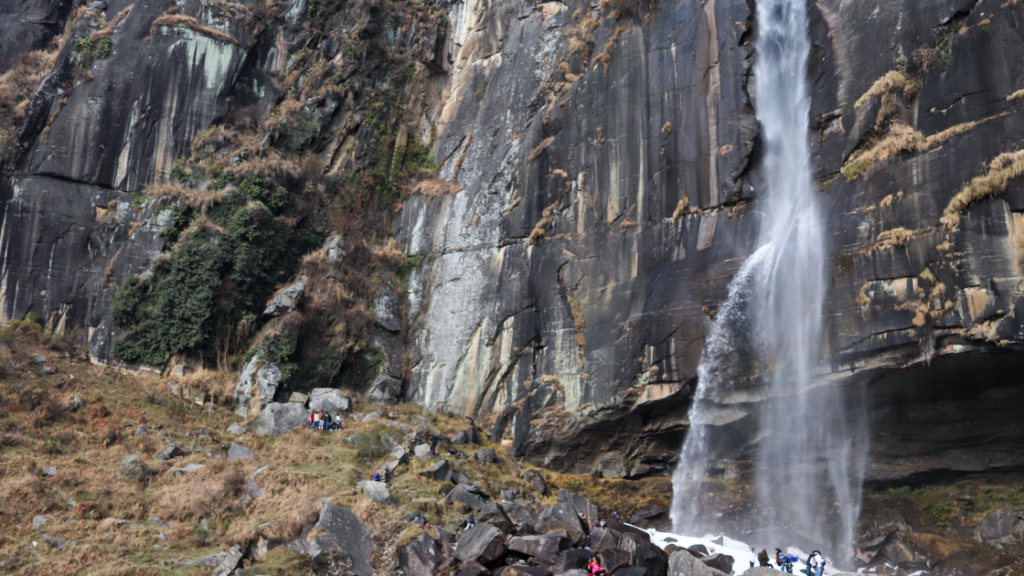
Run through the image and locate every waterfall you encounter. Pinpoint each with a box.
[670,0,867,559]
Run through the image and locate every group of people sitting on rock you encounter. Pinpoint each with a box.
[752,548,826,576]
[308,411,342,431]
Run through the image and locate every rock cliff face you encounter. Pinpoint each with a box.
[2,0,1024,480]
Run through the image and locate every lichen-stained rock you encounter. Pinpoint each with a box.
[22,1,258,191]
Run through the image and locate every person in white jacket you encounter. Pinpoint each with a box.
[808,551,824,576]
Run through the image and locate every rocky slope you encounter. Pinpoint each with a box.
[0,326,1021,576]
[2,0,1024,485]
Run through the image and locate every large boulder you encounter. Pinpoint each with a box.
[356,481,391,504]
[599,548,633,573]
[557,489,598,525]
[233,352,282,416]
[397,532,444,576]
[506,531,570,561]
[157,446,186,460]
[307,504,374,576]
[669,549,729,576]
[590,527,618,551]
[701,553,734,575]
[975,508,1024,549]
[537,503,586,544]
[227,442,254,462]
[523,469,546,495]
[254,403,307,436]
[454,523,505,563]
[446,485,486,511]
[211,545,244,576]
[309,388,351,414]
[550,549,591,573]
[421,459,451,481]
[476,448,498,463]
[451,427,478,445]
[505,501,539,526]
[477,500,514,534]
[366,374,403,405]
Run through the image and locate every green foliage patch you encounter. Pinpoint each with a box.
[110,178,321,366]
[72,35,113,65]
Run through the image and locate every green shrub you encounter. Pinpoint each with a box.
[887,485,912,497]
[111,196,320,365]
[110,234,225,365]
[209,171,233,191]
[237,174,287,214]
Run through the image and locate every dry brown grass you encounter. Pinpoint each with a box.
[411,179,461,197]
[143,182,226,211]
[178,367,237,404]
[529,136,556,161]
[528,217,550,245]
[568,294,586,362]
[593,26,625,72]
[149,14,239,45]
[855,70,918,109]
[91,4,134,39]
[0,47,59,119]
[566,14,600,61]
[672,197,691,221]
[941,149,1024,230]
[842,116,997,180]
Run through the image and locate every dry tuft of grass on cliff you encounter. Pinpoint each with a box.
[149,14,239,45]
[941,149,1024,230]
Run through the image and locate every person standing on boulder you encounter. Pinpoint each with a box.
[750,548,758,568]
[758,549,771,567]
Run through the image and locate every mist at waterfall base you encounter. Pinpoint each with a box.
[668,0,868,562]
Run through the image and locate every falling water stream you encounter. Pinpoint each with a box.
[670,0,867,560]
